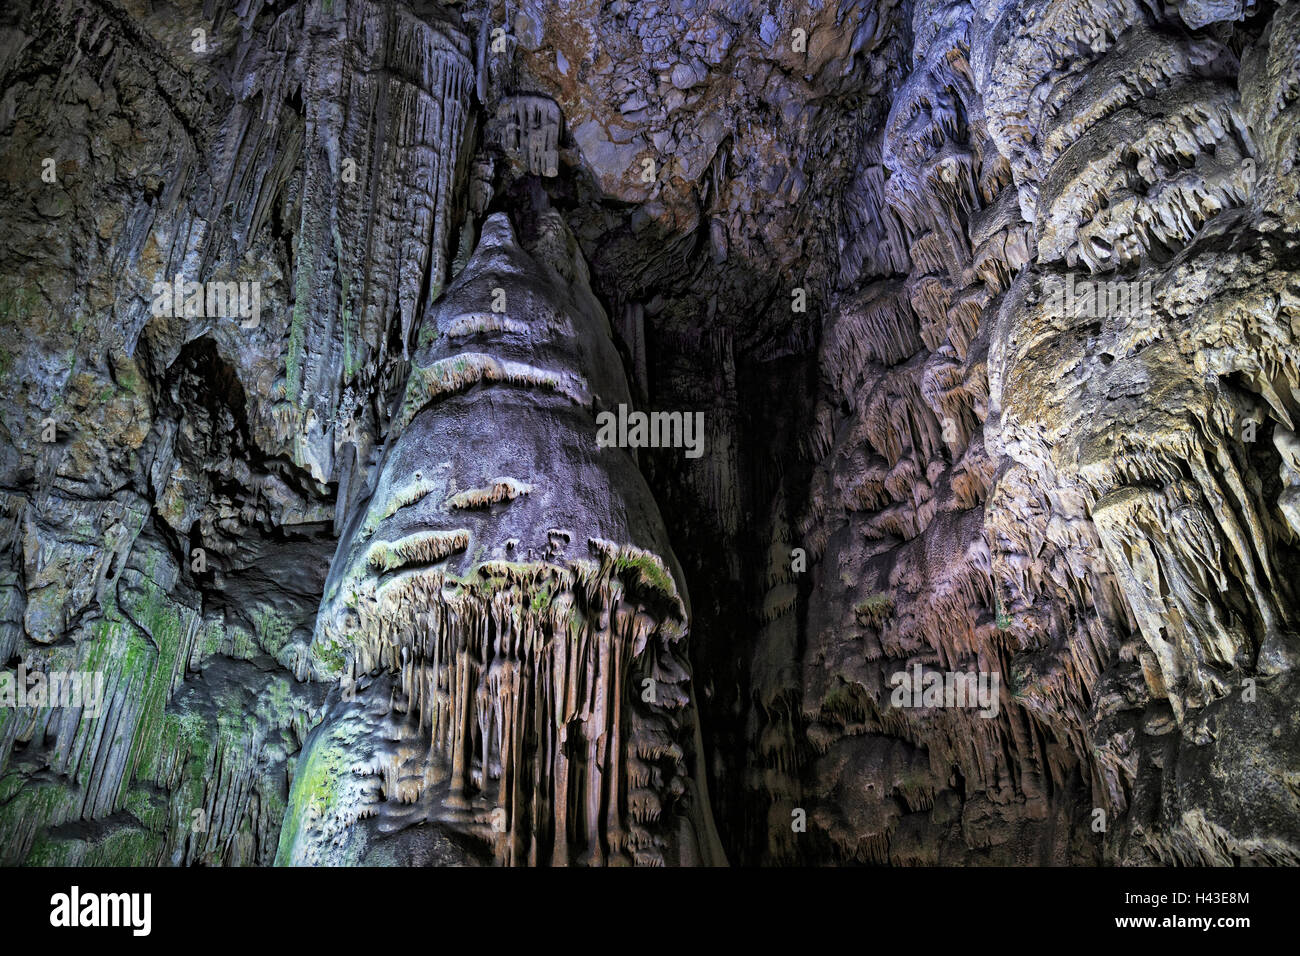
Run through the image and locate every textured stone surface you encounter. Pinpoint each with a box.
[280,212,722,866]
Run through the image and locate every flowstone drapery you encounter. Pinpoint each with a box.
[278,214,724,866]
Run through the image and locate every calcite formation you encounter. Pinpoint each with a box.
[278,212,723,865]
[785,0,1300,865]
[0,0,1298,868]
[978,0,1300,864]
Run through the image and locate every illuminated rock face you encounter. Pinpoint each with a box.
[784,0,1300,866]
[975,0,1300,862]
[278,213,723,866]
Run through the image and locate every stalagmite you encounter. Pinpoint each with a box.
[277,213,723,866]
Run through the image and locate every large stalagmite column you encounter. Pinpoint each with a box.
[277,212,724,866]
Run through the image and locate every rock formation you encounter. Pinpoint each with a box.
[0,0,1297,867]
[278,212,722,866]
